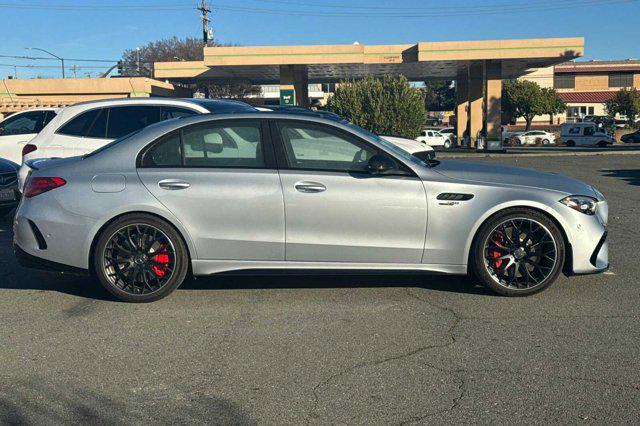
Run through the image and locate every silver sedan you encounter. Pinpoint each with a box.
[13,113,609,302]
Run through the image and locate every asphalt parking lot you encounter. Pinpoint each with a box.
[0,154,638,424]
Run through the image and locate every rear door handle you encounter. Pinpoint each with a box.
[158,179,191,190]
[294,181,326,193]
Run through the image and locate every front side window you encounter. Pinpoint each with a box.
[0,111,45,136]
[182,121,264,168]
[107,106,160,139]
[278,121,377,172]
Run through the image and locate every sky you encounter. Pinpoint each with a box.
[0,0,639,79]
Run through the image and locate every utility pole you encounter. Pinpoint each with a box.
[136,47,140,74]
[71,64,79,78]
[197,0,211,46]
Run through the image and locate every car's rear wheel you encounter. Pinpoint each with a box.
[94,214,189,302]
[565,140,575,147]
[471,209,565,296]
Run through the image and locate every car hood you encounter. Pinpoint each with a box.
[432,160,596,196]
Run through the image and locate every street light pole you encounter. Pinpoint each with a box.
[26,47,65,78]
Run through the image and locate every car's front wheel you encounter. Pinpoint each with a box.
[443,139,451,149]
[471,209,565,296]
[94,214,190,302]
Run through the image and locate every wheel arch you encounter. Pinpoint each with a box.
[464,203,572,273]
[87,210,195,275]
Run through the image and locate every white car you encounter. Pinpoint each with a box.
[514,131,556,146]
[380,135,436,162]
[19,97,256,190]
[416,129,451,148]
[0,108,58,163]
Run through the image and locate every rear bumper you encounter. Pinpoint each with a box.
[14,243,88,275]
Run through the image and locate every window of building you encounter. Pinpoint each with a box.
[609,73,633,88]
[553,74,575,89]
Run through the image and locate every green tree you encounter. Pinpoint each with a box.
[541,87,566,125]
[327,75,426,138]
[605,88,640,126]
[120,36,260,99]
[502,80,548,131]
[423,80,455,111]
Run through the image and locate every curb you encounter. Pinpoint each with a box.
[438,150,640,159]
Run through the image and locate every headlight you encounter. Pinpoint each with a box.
[560,195,597,215]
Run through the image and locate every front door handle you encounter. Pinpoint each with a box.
[158,179,191,190]
[294,181,326,193]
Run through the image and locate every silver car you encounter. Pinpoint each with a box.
[13,113,609,302]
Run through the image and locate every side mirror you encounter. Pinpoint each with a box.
[366,154,397,175]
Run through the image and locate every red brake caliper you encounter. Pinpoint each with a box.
[491,231,505,269]
[152,245,170,277]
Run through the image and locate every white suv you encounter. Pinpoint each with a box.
[19,98,256,189]
[0,108,58,163]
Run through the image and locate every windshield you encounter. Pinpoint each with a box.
[346,123,433,167]
[83,129,143,158]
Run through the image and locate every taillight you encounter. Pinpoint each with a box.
[24,177,66,198]
[22,143,38,157]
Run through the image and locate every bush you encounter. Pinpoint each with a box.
[327,75,426,139]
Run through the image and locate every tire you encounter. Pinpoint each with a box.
[542,139,550,145]
[597,141,608,148]
[565,140,575,147]
[443,139,451,149]
[470,208,565,297]
[93,213,190,302]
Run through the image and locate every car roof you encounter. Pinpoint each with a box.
[69,97,253,110]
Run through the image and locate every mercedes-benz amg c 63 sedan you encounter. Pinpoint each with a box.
[13,113,609,302]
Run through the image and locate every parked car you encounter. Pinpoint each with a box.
[437,127,456,145]
[0,158,19,217]
[560,123,615,147]
[416,129,451,148]
[18,98,257,190]
[620,130,640,143]
[514,130,556,146]
[379,135,436,162]
[14,113,608,302]
[0,108,58,163]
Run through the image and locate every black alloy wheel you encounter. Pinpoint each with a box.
[471,209,565,296]
[94,214,189,302]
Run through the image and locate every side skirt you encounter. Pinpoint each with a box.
[192,260,467,276]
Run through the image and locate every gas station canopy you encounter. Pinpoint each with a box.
[154,37,584,84]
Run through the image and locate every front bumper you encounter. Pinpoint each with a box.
[562,199,609,275]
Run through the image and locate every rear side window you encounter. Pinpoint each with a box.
[42,110,57,128]
[140,120,266,169]
[58,109,100,137]
[107,106,160,139]
[182,122,264,168]
[140,131,182,167]
[85,108,108,138]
